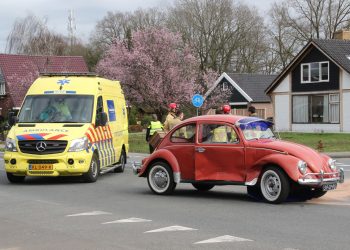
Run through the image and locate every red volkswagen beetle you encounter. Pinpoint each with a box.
[133,115,344,204]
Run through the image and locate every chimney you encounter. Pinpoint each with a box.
[334,30,350,40]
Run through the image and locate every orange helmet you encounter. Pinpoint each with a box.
[169,103,177,109]
[222,105,231,114]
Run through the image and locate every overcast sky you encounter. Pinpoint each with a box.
[0,0,274,53]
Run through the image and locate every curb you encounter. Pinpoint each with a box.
[325,152,350,159]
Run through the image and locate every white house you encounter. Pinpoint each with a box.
[266,31,350,132]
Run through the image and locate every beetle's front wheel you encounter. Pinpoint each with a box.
[147,162,176,195]
[260,166,290,204]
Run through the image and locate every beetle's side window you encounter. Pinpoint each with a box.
[200,124,238,144]
[170,123,196,143]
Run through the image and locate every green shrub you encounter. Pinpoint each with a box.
[128,124,143,133]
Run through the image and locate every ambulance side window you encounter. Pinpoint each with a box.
[95,96,104,125]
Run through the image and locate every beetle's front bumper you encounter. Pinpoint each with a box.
[298,168,344,186]
[132,161,142,175]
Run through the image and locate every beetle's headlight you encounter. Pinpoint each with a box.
[328,158,336,170]
[68,137,88,152]
[298,160,307,174]
[5,138,17,152]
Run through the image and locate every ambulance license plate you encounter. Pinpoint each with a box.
[322,183,337,191]
[29,164,53,170]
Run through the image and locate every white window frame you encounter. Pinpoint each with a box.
[329,93,340,123]
[222,81,228,91]
[0,82,5,95]
[292,93,340,124]
[301,61,329,83]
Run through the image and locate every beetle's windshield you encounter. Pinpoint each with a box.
[18,95,94,123]
[239,120,275,141]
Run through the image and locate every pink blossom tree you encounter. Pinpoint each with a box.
[96,27,199,120]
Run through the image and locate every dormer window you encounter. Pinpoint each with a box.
[301,61,329,83]
[222,81,228,91]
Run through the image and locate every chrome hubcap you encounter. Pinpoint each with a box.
[91,161,97,178]
[261,170,281,201]
[149,165,169,192]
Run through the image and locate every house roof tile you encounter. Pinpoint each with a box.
[313,39,350,73]
[0,54,89,107]
[226,73,277,102]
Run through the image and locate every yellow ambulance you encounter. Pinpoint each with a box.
[4,73,128,183]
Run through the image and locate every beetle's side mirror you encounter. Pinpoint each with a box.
[96,112,108,126]
[8,112,17,127]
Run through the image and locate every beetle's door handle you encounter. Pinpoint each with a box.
[195,147,205,153]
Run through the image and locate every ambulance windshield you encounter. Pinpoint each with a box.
[18,95,94,123]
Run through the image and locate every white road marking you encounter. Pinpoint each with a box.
[144,225,197,233]
[335,163,350,167]
[66,211,112,217]
[35,200,61,206]
[102,217,152,224]
[194,235,253,244]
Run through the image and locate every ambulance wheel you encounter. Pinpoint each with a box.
[114,149,126,173]
[83,154,99,183]
[147,162,176,195]
[6,173,25,183]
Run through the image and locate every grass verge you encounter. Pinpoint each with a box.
[278,132,350,153]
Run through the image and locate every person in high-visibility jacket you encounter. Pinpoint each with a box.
[211,104,231,143]
[146,114,163,153]
[163,103,177,132]
[212,125,228,143]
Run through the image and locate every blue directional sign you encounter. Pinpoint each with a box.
[192,94,204,108]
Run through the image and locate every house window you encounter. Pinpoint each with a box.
[292,94,339,123]
[301,61,329,83]
[222,82,228,91]
[0,70,5,95]
[0,82,5,95]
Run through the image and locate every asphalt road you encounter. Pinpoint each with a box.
[0,152,349,250]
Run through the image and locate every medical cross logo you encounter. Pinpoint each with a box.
[57,79,70,86]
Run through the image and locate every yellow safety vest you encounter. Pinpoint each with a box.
[212,126,228,143]
[149,121,163,135]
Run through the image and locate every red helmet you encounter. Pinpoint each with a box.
[169,103,177,109]
[222,105,231,114]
